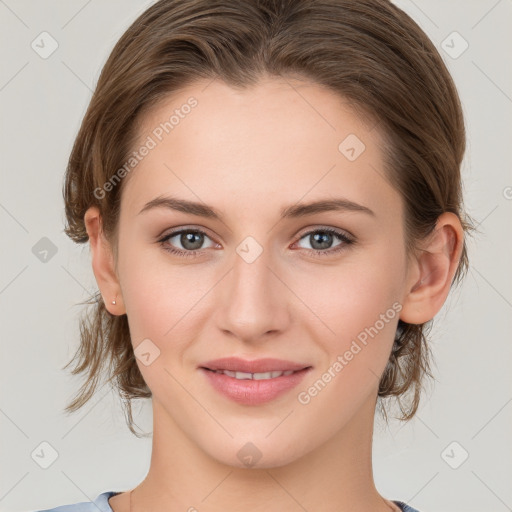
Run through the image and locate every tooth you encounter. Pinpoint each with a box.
[235,371,253,380]
[219,369,297,380]
[252,372,273,380]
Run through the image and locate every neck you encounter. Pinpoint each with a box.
[129,396,396,512]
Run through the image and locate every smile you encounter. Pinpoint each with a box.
[200,366,312,405]
[207,369,297,380]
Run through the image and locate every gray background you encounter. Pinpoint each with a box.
[1,1,511,511]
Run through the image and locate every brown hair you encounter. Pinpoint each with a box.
[62,0,476,436]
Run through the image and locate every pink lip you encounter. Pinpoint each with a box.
[200,357,310,373]
[199,357,312,406]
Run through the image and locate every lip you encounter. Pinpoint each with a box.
[199,357,312,406]
[199,357,310,373]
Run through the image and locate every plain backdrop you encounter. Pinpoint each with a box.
[1,1,511,511]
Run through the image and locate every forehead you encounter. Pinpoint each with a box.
[122,77,400,222]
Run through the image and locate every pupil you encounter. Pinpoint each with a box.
[312,232,332,250]
[182,232,203,250]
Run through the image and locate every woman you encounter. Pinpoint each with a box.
[36,0,475,510]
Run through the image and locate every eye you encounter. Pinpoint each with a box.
[158,226,355,259]
[158,228,217,258]
[293,227,355,257]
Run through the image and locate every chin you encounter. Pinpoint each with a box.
[197,429,311,470]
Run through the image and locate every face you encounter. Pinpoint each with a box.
[113,77,413,468]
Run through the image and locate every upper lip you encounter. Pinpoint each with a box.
[200,357,311,373]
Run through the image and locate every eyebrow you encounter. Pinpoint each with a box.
[138,195,375,220]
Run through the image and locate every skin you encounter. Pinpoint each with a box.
[84,77,463,512]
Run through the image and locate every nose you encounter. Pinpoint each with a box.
[214,244,291,344]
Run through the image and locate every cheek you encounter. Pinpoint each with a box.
[295,270,401,415]
[116,239,174,339]
[118,227,404,352]
[292,247,404,368]
[117,241,216,347]
[301,253,402,327]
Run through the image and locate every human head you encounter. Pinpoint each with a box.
[62,0,475,438]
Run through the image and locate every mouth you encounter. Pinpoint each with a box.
[198,357,312,405]
[201,367,308,380]
[199,356,311,374]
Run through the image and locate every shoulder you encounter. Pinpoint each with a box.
[31,491,120,512]
[393,501,421,512]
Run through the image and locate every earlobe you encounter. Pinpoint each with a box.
[400,212,464,325]
[84,206,126,315]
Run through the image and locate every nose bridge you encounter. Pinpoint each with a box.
[228,229,273,289]
[217,236,289,339]
[230,238,275,310]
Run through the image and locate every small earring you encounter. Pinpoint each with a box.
[111,298,117,305]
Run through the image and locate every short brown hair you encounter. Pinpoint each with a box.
[62,0,476,436]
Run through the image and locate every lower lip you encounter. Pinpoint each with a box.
[200,367,311,405]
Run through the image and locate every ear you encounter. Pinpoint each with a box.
[84,206,126,315]
[400,212,464,325]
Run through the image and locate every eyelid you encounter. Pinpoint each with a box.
[157,224,216,239]
[159,226,219,247]
[295,225,355,242]
[158,224,356,260]
[158,224,354,245]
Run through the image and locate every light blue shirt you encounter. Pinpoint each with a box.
[32,490,421,512]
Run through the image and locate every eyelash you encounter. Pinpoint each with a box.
[157,227,355,259]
